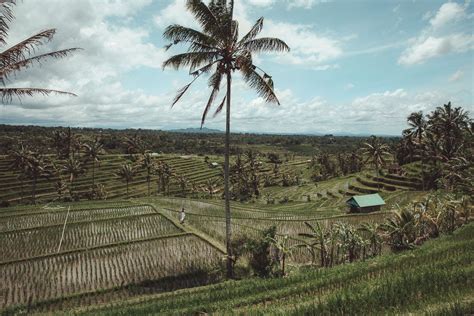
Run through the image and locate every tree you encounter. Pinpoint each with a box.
[24,151,51,204]
[361,136,391,189]
[8,144,30,202]
[162,0,290,278]
[116,163,137,198]
[138,153,155,196]
[298,221,331,267]
[358,222,382,257]
[82,137,105,187]
[0,1,79,102]
[61,157,85,198]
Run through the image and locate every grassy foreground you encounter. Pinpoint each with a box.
[75,223,474,315]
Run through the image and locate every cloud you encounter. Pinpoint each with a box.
[429,2,468,29]
[399,1,472,65]
[449,69,464,82]
[399,33,473,65]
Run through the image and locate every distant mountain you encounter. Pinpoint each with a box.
[168,127,223,134]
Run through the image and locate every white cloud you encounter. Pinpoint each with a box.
[399,1,472,65]
[449,69,464,82]
[429,2,467,29]
[399,33,473,65]
[247,0,276,7]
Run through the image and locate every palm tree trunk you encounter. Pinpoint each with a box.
[147,169,150,196]
[225,70,233,279]
[32,177,37,205]
[126,181,129,198]
[92,161,95,187]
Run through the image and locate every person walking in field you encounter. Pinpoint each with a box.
[179,207,185,224]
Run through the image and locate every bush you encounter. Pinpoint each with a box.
[245,226,279,277]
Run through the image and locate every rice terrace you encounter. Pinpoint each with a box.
[0,0,473,315]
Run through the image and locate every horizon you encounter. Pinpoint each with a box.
[0,0,473,135]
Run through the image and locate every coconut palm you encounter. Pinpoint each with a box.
[162,0,290,278]
[0,1,80,103]
[62,157,85,198]
[361,135,391,189]
[403,111,426,145]
[116,163,137,198]
[82,138,105,187]
[24,151,51,204]
[8,144,30,202]
[138,153,155,196]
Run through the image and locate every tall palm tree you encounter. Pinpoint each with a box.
[0,1,80,102]
[427,102,470,160]
[62,157,85,198]
[8,144,30,202]
[162,0,290,278]
[138,153,156,196]
[116,163,137,198]
[83,137,105,187]
[403,111,426,145]
[361,136,391,189]
[24,151,51,204]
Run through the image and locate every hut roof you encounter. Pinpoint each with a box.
[346,193,386,208]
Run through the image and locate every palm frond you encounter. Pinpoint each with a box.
[186,0,222,38]
[0,87,76,103]
[213,94,226,117]
[239,17,263,45]
[162,51,218,71]
[0,0,15,46]
[0,48,81,84]
[163,24,218,47]
[241,64,279,104]
[201,70,223,127]
[0,29,57,66]
[241,37,290,54]
[171,76,200,108]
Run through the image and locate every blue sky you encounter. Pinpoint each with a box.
[1,0,473,135]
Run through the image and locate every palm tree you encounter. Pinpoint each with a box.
[361,135,391,189]
[62,157,85,198]
[8,144,30,202]
[116,163,137,198]
[162,0,289,278]
[138,153,155,196]
[403,111,426,145]
[0,1,80,102]
[24,151,51,204]
[83,138,105,187]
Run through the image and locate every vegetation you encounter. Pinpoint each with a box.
[0,1,79,102]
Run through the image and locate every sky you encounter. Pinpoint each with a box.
[0,0,473,135]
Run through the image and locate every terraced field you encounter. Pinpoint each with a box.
[0,155,221,205]
[73,222,474,315]
[0,202,223,312]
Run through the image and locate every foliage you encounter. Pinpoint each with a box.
[0,1,79,103]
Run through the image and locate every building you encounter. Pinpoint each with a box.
[346,193,386,213]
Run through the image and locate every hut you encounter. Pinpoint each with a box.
[346,193,385,213]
